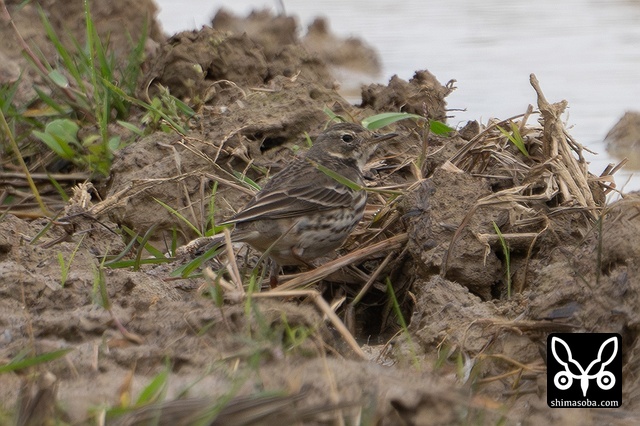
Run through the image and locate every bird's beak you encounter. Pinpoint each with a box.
[371,132,398,143]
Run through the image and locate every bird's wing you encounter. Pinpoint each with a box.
[224,177,359,223]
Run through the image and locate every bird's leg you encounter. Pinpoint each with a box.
[268,260,280,288]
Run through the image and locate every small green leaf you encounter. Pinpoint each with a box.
[361,112,423,130]
[108,135,121,151]
[48,69,69,88]
[46,118,80,144]
[32,130,69,158]
[498,122,529,157]
[429,120,454,135]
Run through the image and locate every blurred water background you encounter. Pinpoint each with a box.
[155,0,640,193]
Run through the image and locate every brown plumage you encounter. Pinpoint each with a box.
[182,122,397,284]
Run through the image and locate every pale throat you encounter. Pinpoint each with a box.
[324,149,369,169]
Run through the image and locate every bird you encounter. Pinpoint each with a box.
[181,122,397,285]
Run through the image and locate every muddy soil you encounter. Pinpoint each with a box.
[1,1,640,425]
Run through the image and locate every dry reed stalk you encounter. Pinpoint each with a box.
[274,233,408,291]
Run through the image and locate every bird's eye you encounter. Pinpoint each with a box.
[341,134,354,142]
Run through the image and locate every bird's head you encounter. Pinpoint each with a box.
[308,122,397,170]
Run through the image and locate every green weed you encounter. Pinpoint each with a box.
[0,348,72,374]
[1,0,194,181]
[361,111,453,135]
[103,225,174,270]
[497,121,529,157]
[102,363,171,422]
[28,1,148,176]
[134,364,171,406]
[57,234,85,287]
[140,84,195,134]
[493,221,512,298]
[0,107,49,215]
[386,277,420,368]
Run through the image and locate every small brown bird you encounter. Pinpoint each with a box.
[184,122,397,284]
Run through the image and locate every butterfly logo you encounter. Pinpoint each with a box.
[551,336,617,397]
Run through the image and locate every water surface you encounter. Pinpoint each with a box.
[156,0,640,192]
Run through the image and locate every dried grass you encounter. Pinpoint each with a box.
[442,74,623,276]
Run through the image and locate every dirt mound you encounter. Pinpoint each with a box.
[361,70,453,122]
[212,8,382,92]
[106,14,448,240]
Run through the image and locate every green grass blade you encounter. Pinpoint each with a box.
[231,170,261,192]
[0,348,73,374]
[119,225,165,260]
[103,231,139,268]
[0,108,50,216]
[306,159,363,191]
[171,227,179,257]
[361,112,453,136]
[131,224,163,271]
[173,96,195,118]
[154,198,202,237]
[429,119,454,135]
[206,181,219,236]
[492,221,512,298]
[37,6,85,90]
[497,122,529,157]
[385,277,420,368]
[47,175,70,202]
[105,258,173,269]
[172,245,222,278]
[135,366,170,405]
[93,263,110,310]
[120,19,148,99]
[29,212,61,244]
[322,106,347,124]
[117,120,144,136]
[361,112,422,130]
